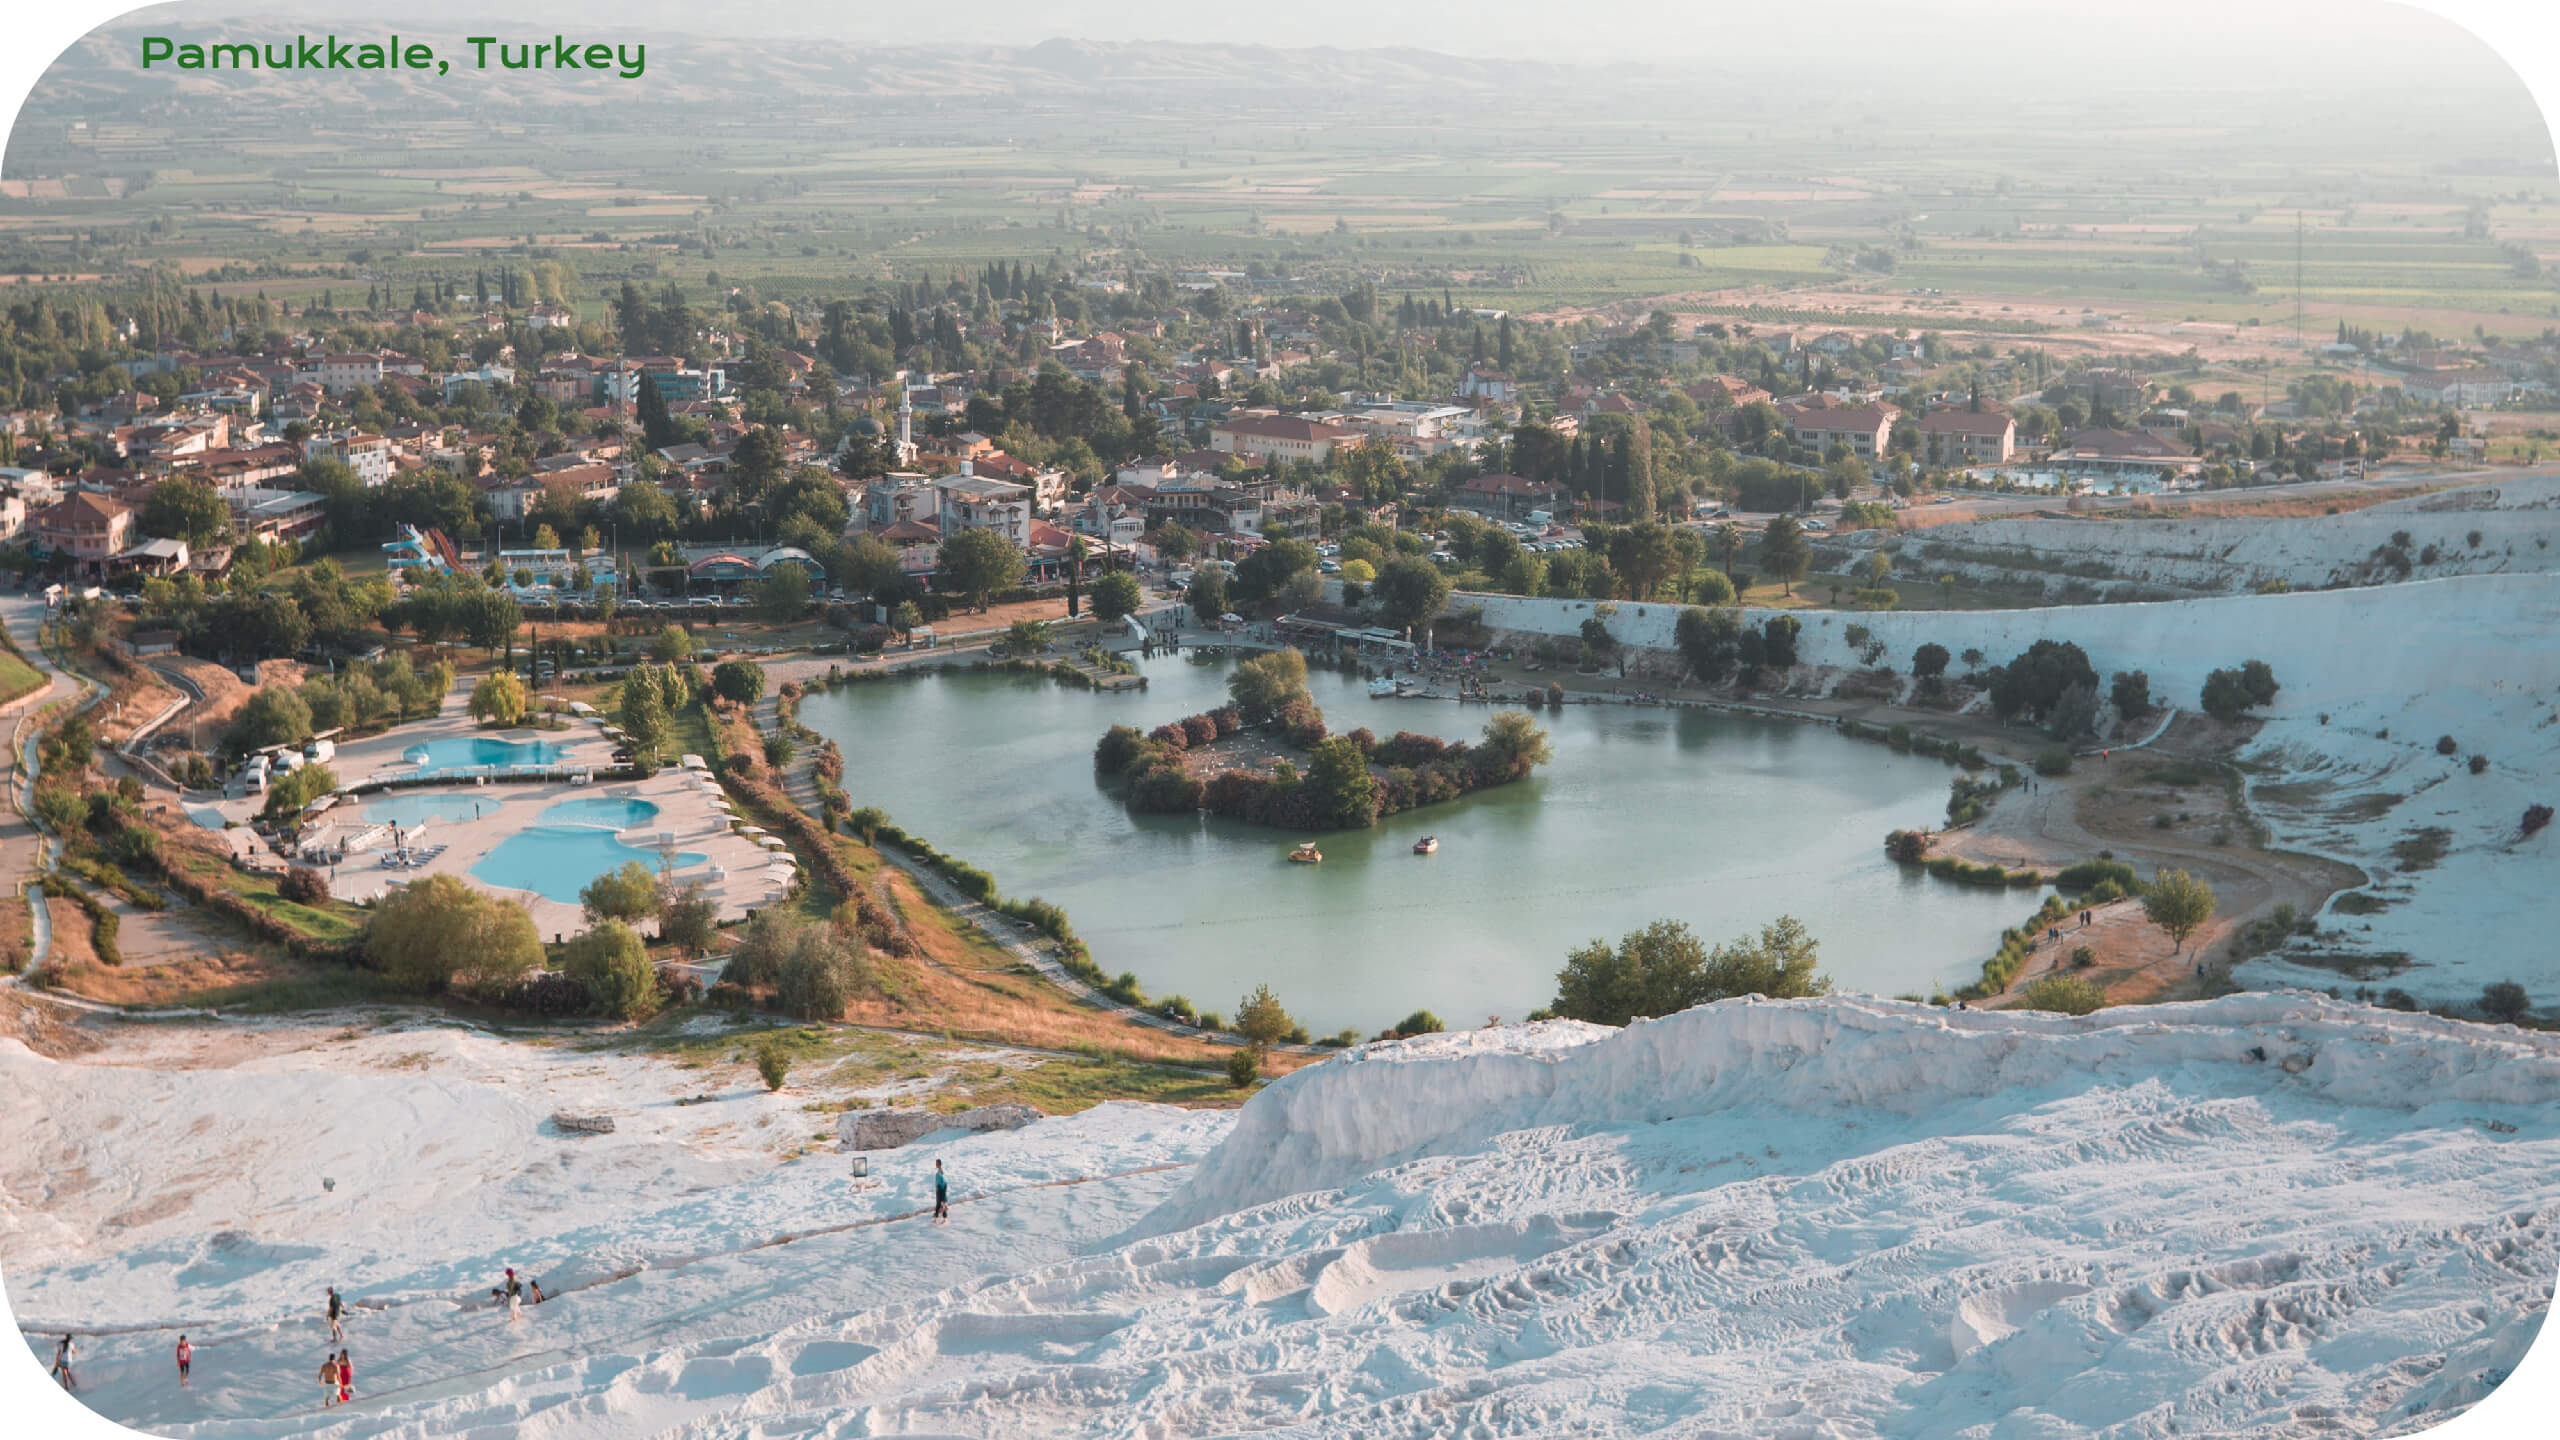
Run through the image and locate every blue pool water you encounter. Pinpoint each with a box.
[364,793,502,827]
[402,736,570,773]
[536,796,662,830]
[472,827,706,904]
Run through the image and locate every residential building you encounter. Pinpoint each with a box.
[1450,472,1567,521]
[1789,404,1897,460]
[310,353,383,395]
[1916,409,2017,466]
[1210,413,1362,465]
[305,430,393,487]
[33,492,135,575]
[935,472,1033,545]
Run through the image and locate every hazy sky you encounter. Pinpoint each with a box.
[118,0,2521,80]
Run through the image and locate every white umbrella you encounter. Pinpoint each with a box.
[737,825,768,836]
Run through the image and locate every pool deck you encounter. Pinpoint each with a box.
[194,697,788,938]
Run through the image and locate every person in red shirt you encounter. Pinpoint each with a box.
[175,1335,191,1388]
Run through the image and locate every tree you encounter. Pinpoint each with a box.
[657,879,719,957]
[776,924,869,1020]
[890,601,923,640]
[141,476,233,546]
[939,527,1025,612]
[651,624,696,662]
[1547,916,1830,1027]
[1477,710,1553,780]
[579,859,660,924]
[366,874,542,993]
[1674,606,1744,683]
[1758,514,1809,595]
[469,671,528,727]
[1228,647,1311,723]
[260,762,338,824]
[1989,640,2098,723]
[1913,643,1951,681]
[1090,569,1142,623]
[1231,538,1318,604]
[2110,670,2152,719]
[563,920,659,1021]
[1004,619,1052,655]
[467,589,522,657]
[1371,555,1451,635]
[2204,659,2281,722]
[753,561,812,622]
[710,658,765,706]
[1187,569,1230,625]
[2480,980,2532,1023]
[2142,868,2216,954]
[1234,983,1296,1049]
[231,686,313,751]
[1304,735,1381,827]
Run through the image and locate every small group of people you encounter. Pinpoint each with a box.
[317,1349,354,1407]
[493,1266,546,1319]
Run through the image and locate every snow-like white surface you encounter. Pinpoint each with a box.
[12,997,2554,1437]
[1890,474,2560,597]
[1472,562,2560,1009]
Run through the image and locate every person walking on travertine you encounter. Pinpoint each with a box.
[934,1159,950,1223]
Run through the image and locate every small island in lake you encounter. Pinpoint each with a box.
[1093,648,1554,830]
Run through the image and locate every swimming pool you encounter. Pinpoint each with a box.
[471,827,707,904]
[365,793,503,827]
[536,796,661,830]
[401,736,571,774]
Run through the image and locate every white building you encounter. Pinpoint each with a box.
[935,472,1033,545]
[304,430,393,487]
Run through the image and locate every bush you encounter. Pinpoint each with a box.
[1883,829,1929,864]
[2034,745,2073,777]
[2054,858,2139,893]
[2437,734,2459,756]
[563,920,660,1022]
[1392,1009,1444,1037]
[1225,1045,1262,1088]
[580,860,660,924]
[2525,804,2554,838]
[366,874,542,994]
[2469,754,2489,775]
[711,658,766,705]
[277,867,331,905]
[776,926,868,1020]
[1548,916,1829,1026]
[1094,724,1149,776]
[754,1037,792,1090]
[658,880,719,956]
[2018,974,2106,1016]
[2069,945,2096,970]
[2480,980,2531,1023]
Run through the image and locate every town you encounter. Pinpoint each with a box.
[3,10,2557,1440]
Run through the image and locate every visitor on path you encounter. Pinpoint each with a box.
[529,1276,546,1304]
[176,1335,191,1388]
[51,1333,75,1390]
[933,1159,950,1223]
[327,1285,344,1341]
[319,1354,341,1407]
[503,1268,525,1321]
[337,1350,354,1405]
[2082,910,2092,928]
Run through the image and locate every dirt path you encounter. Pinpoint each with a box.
[1932,714,2365,1003]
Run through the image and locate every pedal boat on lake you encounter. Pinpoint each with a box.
[1412,836,1440,855]
[1289,842,1324,864]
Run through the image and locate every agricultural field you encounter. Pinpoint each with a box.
[4,24,2554,342]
